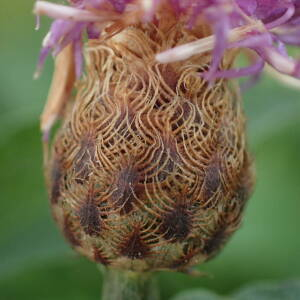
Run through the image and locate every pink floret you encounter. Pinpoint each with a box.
[35,0,300,82]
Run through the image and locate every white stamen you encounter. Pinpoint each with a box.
[42,31,51,47]
[35,15,41,30]
[156,23,264,63]
[265,65,300,90]
[142,0,153,11]
[264,48,295,75]
[34,1,118,22]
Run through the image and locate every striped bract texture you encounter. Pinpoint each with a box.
[47,22,254,272]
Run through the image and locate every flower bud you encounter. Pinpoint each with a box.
[46,17,254,272]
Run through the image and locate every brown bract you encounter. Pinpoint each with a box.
[45,19,254,272]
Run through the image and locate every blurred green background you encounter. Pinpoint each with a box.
[0,1,300,300]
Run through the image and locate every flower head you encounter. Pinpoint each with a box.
[34,0,300,81]
[37,0,261,273]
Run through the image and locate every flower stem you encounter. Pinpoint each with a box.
[101,268,159,300]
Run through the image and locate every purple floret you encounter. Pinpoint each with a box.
[34,0,300,82]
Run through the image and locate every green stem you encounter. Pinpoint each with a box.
[101,268,159,300]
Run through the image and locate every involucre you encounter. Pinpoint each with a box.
[46,19,254,273]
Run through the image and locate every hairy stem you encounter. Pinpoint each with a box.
[101,268,159,300]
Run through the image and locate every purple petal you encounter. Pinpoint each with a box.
[229,32,273,49]
[34,0,300,82]
[265,4,295,29]
[87,23,101,39]
[107,0,132,13]
[236,0,258,16]
[203,12,230,82]
[200,58,265,80]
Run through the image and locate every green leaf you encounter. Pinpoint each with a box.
[172,280,300,300]
[172,289,224,300]
[234,280,300,300]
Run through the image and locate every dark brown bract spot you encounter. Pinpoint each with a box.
[149,147,174,182]
[203,227,227,256]
[160,204,192,242]
[181,102,192,121]
[51,159,63,204]
[159,65,179,91]
[162,134,180,163]
[149,135,180,181]
[203,160,221,201]
[235,153,254,206]
[111,165,139,214]
[119,229,150,259]
[79,202,101,236]
[74,138,96,184]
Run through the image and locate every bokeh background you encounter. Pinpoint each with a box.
[1,1,300,300]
